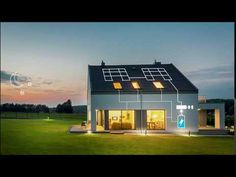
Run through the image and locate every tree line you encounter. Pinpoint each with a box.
[1,99,74,113]
[0,103,50,113]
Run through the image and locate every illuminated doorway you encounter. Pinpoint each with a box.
[108,110,135,130]
[146,110,165,130]
[96,110,105,131]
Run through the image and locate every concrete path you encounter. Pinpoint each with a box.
[69,125,88,133]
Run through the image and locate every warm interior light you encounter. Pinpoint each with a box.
[132,82,140,89]
[153,81,164,89]
[113,82,122,89]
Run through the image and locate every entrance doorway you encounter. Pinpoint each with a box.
[96,110,105,131]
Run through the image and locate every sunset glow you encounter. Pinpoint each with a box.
[1,22,234,107]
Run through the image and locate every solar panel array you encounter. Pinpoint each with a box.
[102,67,172,81]
[102,68,130,81]
[141,68,172,81]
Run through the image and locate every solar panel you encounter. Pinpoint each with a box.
[141,68,172,81]
[102,67,172,82]
[102,68,131,81]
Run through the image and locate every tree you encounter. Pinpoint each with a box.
[63,99,73,113]
[56,104,62,113]
[55,99,73,113]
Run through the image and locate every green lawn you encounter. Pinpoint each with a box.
[1,118,234,155]
[0,112,84,119]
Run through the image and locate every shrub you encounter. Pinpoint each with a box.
[225,115,234,127]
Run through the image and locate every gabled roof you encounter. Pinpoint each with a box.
[88,62,198,94]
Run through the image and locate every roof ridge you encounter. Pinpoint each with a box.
[88,63,172,67]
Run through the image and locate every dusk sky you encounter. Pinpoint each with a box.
[1,22,234,107]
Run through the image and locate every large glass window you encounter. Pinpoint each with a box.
[121,110,135,129]
[147,110,165,130]
[109,110,135,130]
[109,110,121,129]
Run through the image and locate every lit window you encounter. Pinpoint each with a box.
[132,82,140,89]
[113,82,122,89]
[153,81,164,89]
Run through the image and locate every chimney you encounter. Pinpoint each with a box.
[154,60,161,65]
[101,60,105,67]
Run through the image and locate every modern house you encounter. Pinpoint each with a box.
[87,61,225,133]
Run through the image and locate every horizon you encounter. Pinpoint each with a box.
[1,22,234,107]
[1,98,234,108]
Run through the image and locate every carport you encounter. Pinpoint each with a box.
[198,103,225,129]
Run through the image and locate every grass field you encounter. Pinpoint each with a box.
[1,117,234,155]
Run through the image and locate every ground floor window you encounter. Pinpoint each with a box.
[109,110,135,130]
[146,110,165,130]
[96,109,166,131]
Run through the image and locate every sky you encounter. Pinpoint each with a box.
[1,22,234,107]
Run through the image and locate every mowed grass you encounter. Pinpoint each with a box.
[0,112,83,119]
[1,118,234,155]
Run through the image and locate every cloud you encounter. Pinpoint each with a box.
[186,65,233,77]
[185,65,234,87]
[33,77,58,87]
[1,70,31,86]
[1,70,12,83]
[27,77,54,87]
[41,80,53,85]
[1,70,56,88]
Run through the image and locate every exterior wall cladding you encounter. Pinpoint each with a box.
[87,93,199,133]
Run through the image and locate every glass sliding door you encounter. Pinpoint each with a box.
[147,110,165,130]
[109,110,121,130]
[108,110,135,130]
[121,110,135,129]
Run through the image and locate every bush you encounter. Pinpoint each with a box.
[207,115,215,126]
[225,115,234,127]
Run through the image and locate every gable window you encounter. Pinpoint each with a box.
[153,81,164,89]
[113,82,122,89]
[131,81,140,89]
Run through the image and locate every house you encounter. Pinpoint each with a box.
[87,61,225,133]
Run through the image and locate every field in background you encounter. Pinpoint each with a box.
[1,118,234,155]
